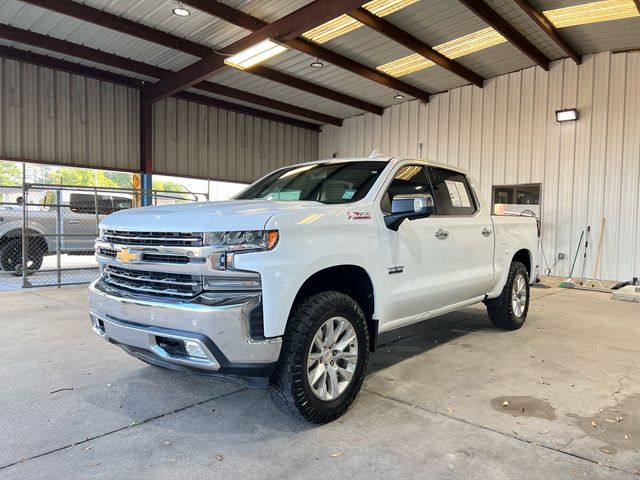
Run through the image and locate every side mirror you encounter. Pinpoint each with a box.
[385,194,434,231]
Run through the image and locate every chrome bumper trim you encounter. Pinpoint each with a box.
[90,312,220,370]
[89,278,282,365]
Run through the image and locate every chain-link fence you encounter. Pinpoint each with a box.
[0,183,207,290]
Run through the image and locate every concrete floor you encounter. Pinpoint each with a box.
[0,284,638,479]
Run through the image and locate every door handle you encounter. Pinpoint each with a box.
[67,220,80,225]
[434,229,449,240]
[481,228,492,237]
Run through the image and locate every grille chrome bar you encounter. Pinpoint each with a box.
[104,267,200,287]
[104,230,202,247]
[102,265,202,299]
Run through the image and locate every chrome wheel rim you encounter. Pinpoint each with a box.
[307,316,358,401]
[512,274,527,318]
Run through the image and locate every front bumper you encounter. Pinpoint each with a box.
[88,278,282,388]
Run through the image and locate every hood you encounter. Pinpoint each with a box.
[100,199,322,232]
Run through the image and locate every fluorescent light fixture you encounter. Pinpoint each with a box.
[224,39,287,70]
[377,27,506,77]
[303,0,419,44]
[544,0,639,28]
[556,108,578,122]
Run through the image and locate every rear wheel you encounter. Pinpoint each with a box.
[0,238,44,276]
[268,291,369,423]
[486,261,530,330]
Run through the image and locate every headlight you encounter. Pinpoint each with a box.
[98,228,106,239]
[203,230,279,251]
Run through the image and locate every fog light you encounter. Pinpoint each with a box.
[184,340,207,359]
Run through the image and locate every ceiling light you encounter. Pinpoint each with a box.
[303,0,419,44]
[393,92,405,99]
[224,39,288,70]
[377,27,506,77]
[556,108,578,122]
[544,0,638,28]
[310,59,325,68]
[171,1,190,16]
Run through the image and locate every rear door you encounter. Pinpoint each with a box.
[426,167,495,301]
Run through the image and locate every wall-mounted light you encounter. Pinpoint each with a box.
[556,108,578,122]
[393,92,405,99]
[310,59,325,68]
[224,39,288,70]
[172,1,190,16]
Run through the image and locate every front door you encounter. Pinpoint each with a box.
[378,163,458,328]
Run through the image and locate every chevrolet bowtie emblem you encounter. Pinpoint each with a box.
[116,248,139,264]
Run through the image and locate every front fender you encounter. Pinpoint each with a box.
[233,211,382,338]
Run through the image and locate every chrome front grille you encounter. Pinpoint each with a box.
[104,230,202,247]
[103,265,202,299]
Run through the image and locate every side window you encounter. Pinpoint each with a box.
[428,167,477,216]
[69,193,96,214]
[381,165,431,214]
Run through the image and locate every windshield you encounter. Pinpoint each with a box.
[235,161,387,204]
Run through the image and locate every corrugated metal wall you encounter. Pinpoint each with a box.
[0,57,319,183]
[0,58,140,171]
[320,51,640,282]
[152,97,319,183]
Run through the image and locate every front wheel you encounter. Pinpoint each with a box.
[0,238,44,276]
[486,261,530,330]
[268,291,369,423]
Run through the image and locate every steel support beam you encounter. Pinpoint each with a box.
[147,0,370,101]
[186,0,431,102]
[18,0,369,117]
[347,7,485,88]
[513,0,580,64]
[458,0,550,70]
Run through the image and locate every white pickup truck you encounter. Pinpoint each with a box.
[89,156,539,423]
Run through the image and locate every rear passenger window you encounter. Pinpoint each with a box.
[428,168,477,216]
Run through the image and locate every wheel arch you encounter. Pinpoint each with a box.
[512,248,533,280]
[289,264,377,351]
[0,227,49,252]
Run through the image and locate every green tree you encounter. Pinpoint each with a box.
[47,167,122,188]
[0,161,22,186]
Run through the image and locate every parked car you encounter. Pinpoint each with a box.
[0,192,131,275]
[89,156,539,423]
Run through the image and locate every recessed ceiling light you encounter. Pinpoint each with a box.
[543,0,638,28]
[310,59,325,68]
[393,92,405,99]
[172,1,190,17]
[224,39,288,70]
[377,27,506,77]
[303,0,419,44]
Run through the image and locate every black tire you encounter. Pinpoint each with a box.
[0,238,44,276]
[486,261,530,330]
[268,291,369,424]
